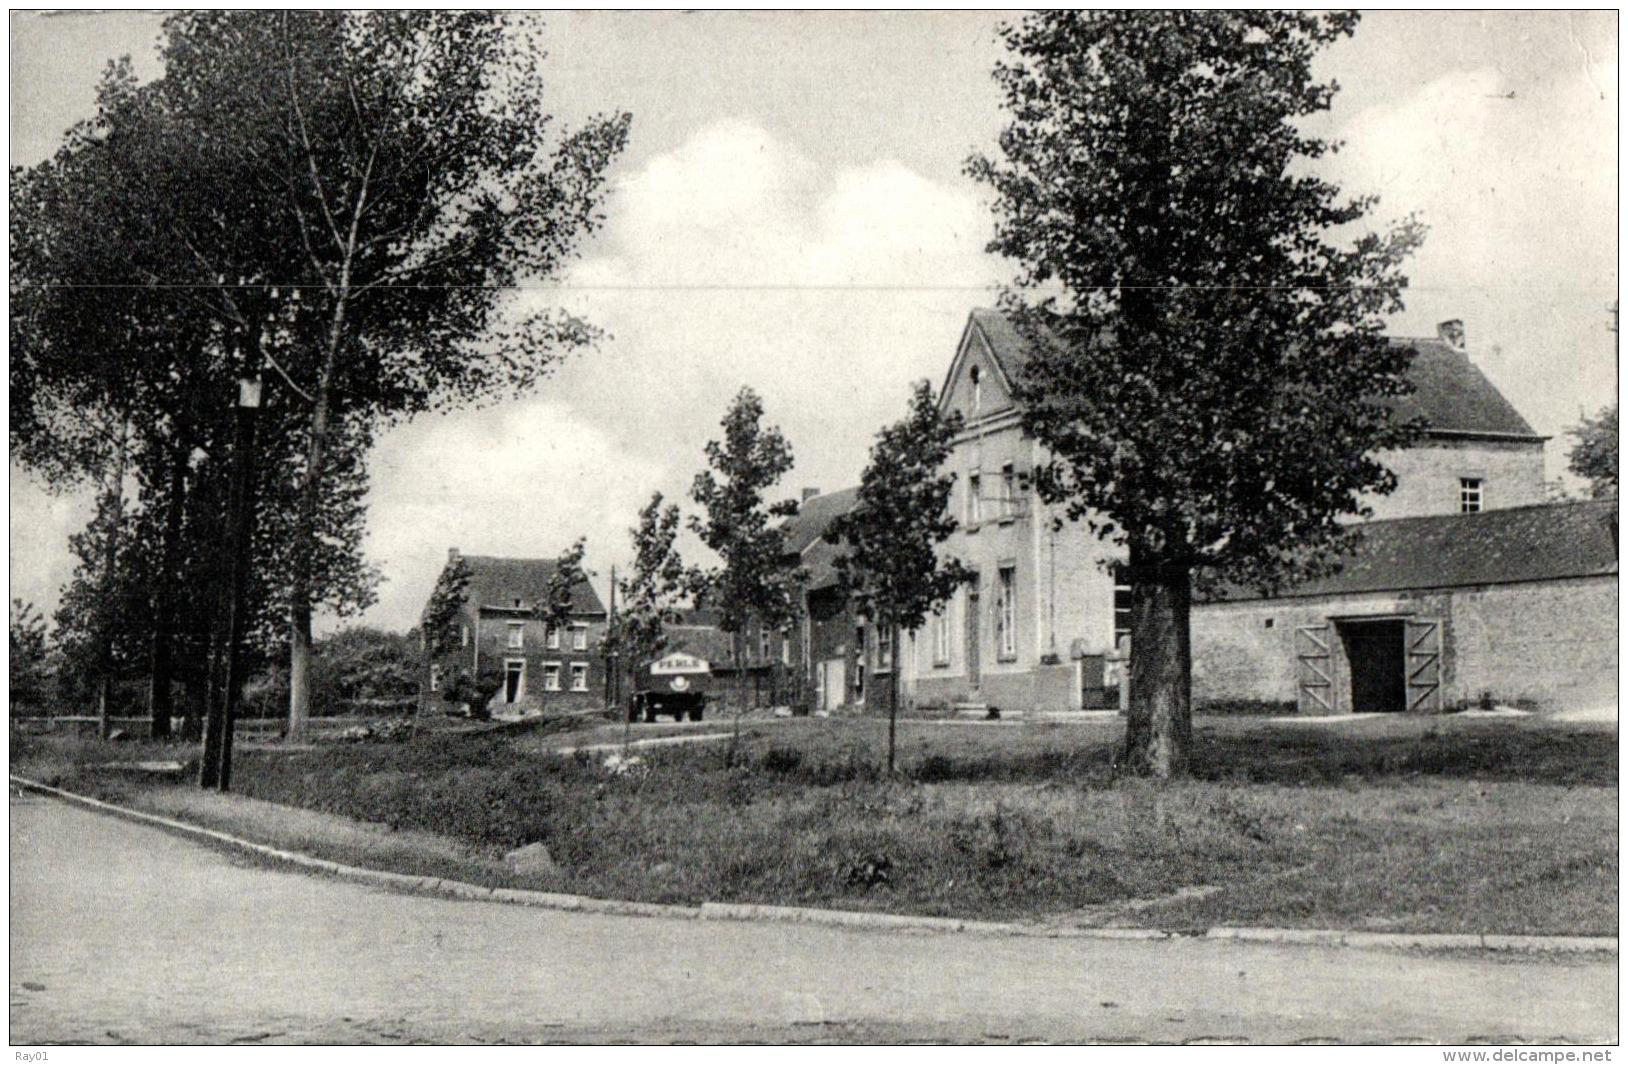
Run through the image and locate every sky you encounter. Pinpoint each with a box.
[8,10,1620,635]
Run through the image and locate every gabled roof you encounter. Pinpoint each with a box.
[959,309,1543,440]
[1385,336,1541,438]
[453,554,606,616]
[967,307,1038,388]
[1210,500,1617,602]
[657,622,735,665]
[780,486,860,556]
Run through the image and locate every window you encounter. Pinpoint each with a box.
[429,664,441,692]
[1113,566,1133,649]
[970,364,982,414]
[543,663,562,691]
[781,635,792,665]
[461,624,470,648]
[513,598,522,609]
[571,624,588,651]
[995,565,1017,660]
[877,626,893,671]
[506,622,524,649]
[999,463,1016,519]
[1459,477,1483,513]
[546,626,561,650]
[569,663,589,692]
[967,473,982,526]
[759,628,772,661]
[933,607,951,666]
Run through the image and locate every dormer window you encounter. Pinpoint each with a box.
[970,365,982,414]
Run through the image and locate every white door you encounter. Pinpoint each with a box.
[821,659,845,712]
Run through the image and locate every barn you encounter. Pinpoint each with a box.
[1190,500,1618,714]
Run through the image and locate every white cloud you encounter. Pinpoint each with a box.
[354,120,1004,629]
[360,402,666,631]
[1323,61,1618,467]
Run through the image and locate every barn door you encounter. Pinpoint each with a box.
[1405,617,1443,711]
[1295,623,1334,714]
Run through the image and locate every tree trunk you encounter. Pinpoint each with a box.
[285,141,372,739]
[289,602,313,737]
[886,617,899,774]
[147,430,189,740]
[1121,551,1192,778]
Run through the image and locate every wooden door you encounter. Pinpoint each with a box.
[1295,624,1334,714]
[1405,617,1443,711]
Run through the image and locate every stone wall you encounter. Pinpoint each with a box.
[1191,575,1617,712]
[1365,437,1546,520]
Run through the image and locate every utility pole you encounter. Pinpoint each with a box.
[95,418,131,740]
[605,565,618,714]
[200,374,263,790]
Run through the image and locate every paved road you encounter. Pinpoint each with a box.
[9,793,1617,1044]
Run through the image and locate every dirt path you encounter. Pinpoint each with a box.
[9,793,1616,1044]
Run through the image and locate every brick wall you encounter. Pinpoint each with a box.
[421,610,609,715]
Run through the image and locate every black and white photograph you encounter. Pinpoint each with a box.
[6,7,1619,1047]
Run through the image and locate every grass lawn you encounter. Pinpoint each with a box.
[12,712,1616,935]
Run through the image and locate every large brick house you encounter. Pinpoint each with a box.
[420,548,609,717]
[899,309,1611,715]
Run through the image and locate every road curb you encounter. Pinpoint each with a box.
[12,775,1617,956]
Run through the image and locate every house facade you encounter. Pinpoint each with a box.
[781,487,899,716]
[901,309,1589,716]
[419,548,609,717]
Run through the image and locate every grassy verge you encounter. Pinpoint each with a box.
[12,714,1616,935]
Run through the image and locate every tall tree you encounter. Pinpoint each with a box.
[968,11,1425,776]
[690,388,803,674]
[160,12,629,736]
[825,381,973,772]
[609,493,691,711]
[535,537,590,716]
[15,13,630,738]
[421,554,475,657]
[1567,405,1618,499]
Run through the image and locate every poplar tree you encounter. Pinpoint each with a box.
[968,11,1425,776]
[825,381,973,772]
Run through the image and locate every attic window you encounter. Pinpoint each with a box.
[513,598,522,608]
[970,365,982,414]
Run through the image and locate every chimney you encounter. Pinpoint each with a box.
[447,546,460,564]
[802,487,821,503]
[1437,319,1466,351]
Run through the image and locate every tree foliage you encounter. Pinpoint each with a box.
[689,388,803,638]
[1567,404,1618,499]
[12,11,631,731]
[538,537,592,639]
[612,493,691,672]
[10,600,51,713]
[422,555,474,656]
[826,381,973,631]
[967,11,1425,775]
